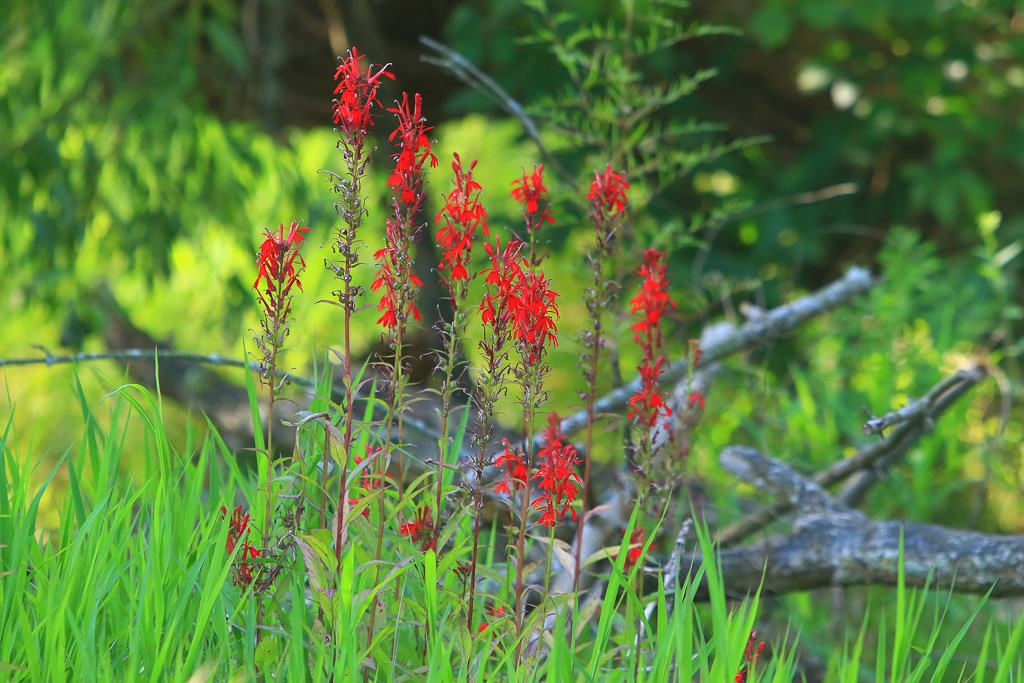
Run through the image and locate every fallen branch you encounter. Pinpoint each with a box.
[718,365,986,546]
[546,265,874,450]
[686,446,1022,599]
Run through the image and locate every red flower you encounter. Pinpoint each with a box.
[479,237,525,327]
[628,249,676,427]
[512,270,560,363]
[435,153,489,284]
[586,164,630,215]
[629,248,677,355]
[372,219,425,330]
[687,391,706,411]
[254,219,309,295]
[386,92,438,206]
[510,165,555,224]
[494,439,529,495]
[532,443,582,527]
[477,603,506,632]
[628,357,672,426]
[332,47,394,132]
[220,505,262,587]
[540,411,565,449]
[735,630,767,681]
[399,505,436,551]
[624,527,653,571]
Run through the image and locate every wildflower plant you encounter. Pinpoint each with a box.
[574,163,630,590]
[323,47,393,565]
[252,218,308,544]
[432,152,488,548]
[234,41,711,678]
[466,235,523,631]
[510,164,555,266]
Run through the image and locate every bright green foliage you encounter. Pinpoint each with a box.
[2,389,1023,680]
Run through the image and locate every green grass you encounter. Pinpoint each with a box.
[1,379,1022,681]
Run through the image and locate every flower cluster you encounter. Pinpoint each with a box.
[623,526,653,571]
[510,165,555,227]
[629,248,676,356]
[435,153,488,285]
[254,219,310,317]
[372,219,425,330]
[510,164,555,265]
[373,92,437,334]
[494,439,529,496]
[627,249,677,426]
[532,414,582,527]
[477,602,506,632]
[220,505,261,587]
[333,47,394,133]
[253,219,309,379]
[586,163,630,216]
[512,270,560,364]
[480,237,525,328]
[399,505,436,551]
[628,357,672,426]
[386,92,438,206]
[735,630,767,681]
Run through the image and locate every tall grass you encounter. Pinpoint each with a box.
[1,381,1022,681]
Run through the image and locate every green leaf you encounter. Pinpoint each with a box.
[295,533,337,596]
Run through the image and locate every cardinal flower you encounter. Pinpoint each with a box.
[332,47,394,133]
[399,505,436,551]
[220,505,262,587]
[532,443,582,527]
[435,153,488,285]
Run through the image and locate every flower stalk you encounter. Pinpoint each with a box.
[433,152,488,549]
[325,48,393,564]
[574,164,630,592]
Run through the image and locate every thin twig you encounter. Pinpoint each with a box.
[417,35,575,184]
[543,265,874,450]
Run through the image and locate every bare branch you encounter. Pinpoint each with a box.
[688,515,1024,600]
[679,443,1024,599]
[547,265,874,449]
[717,365,986,546]
[418,35,575,184]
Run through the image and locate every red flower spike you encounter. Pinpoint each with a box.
[512,270,560,363]
[435,153,489,284]
[628,248,677,355]
[479,238,526,327]
[688,391,706,411]
[586,163,630,215]
[399,505,436,551]
[624,527,653,571]
[494,439,529,495]
[386,92,438,206]
[735,629,767,681]
[372,220,424,330]
[628,249,676,427]
[510,165,554,224]
[254,219,310,294]
[532,443,583,527]
[220,504,262,587]
[628,357,673,426]
[332,47,394,132]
